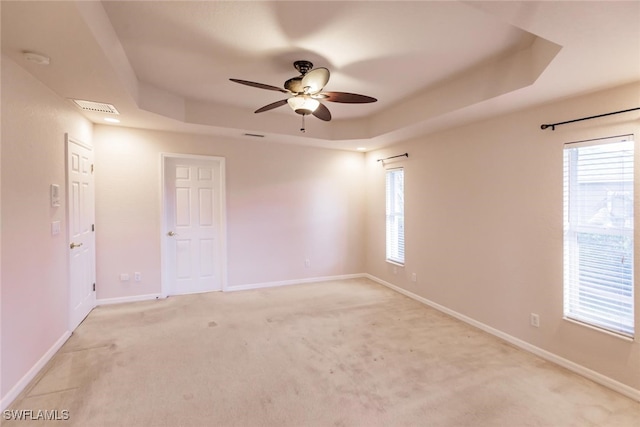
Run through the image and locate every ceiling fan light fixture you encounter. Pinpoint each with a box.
[301,67,330,94]
[285,76,303,93]
[287,96,320,115]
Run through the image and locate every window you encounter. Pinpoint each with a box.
[563,136,634,337]
[386,168,404,264]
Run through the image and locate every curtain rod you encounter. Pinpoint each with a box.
[540,107,640,131]
[377,153,408,162]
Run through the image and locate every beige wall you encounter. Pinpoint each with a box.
[1,55,92,397]
[364,81,640,391]
[2,47,639,405]
[92,126,365,299]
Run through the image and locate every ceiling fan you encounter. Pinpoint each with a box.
[230,60,377,132]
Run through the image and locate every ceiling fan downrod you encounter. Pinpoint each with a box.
[293,60,313,76]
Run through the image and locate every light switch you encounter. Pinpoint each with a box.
[51,221,61,236]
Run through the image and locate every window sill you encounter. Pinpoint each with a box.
[563,317,635,342]
[386,260,405,267]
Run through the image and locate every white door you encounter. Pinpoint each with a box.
[164,156,225,295]
[67,135,96,330]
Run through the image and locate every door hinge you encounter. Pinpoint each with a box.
[92,224,95,232]
[91,164,94,174]
[93,283,96,292]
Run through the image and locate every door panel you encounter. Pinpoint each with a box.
[164,157,224,295]
[199,189,213,225]
[176,240,192,278]
[67,136,95,330]
[176,188,191,226]
[200,239,215,277]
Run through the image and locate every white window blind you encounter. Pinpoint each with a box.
[563,135,634,337]
[386,168,405,264]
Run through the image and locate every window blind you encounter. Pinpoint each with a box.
[563,136,634,337]
[386,168,405,264]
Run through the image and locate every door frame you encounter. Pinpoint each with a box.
[160,153,227,296]
[66,134,96,330]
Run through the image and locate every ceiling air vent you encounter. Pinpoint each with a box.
[71,99,119,115]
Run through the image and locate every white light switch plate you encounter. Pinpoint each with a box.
[51,221,61,235]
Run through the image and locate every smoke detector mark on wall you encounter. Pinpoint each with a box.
[23,51,50,65]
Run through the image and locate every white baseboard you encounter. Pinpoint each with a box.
[96,293,164,306]
[97,274,366,301]
[0,331,72,411]
[365,274,640,403]
[226,273,365,292]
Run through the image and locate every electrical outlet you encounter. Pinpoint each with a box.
[530,313,540,328]
[134,272,142,282]
[393,266,398,275]
[119,273,130,281]
[305,258,311,268]
[411,273,417,282]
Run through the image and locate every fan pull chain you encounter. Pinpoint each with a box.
[300,114,306,133]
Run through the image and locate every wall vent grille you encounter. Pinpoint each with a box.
[71,99,119,114]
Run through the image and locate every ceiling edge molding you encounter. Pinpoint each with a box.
[367,35,562,139]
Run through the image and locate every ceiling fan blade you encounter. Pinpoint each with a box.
[301,67,330,94]
[230,78,288,93]
[312,103,332,121]
[322,91,377,103]
[254,99,288,113]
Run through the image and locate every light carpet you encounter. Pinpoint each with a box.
[5,278,640,426]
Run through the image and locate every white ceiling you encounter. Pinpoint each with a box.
[2,1,639,151]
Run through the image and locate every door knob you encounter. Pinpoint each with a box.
[167,231,177,237]
[70,242,83,249]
